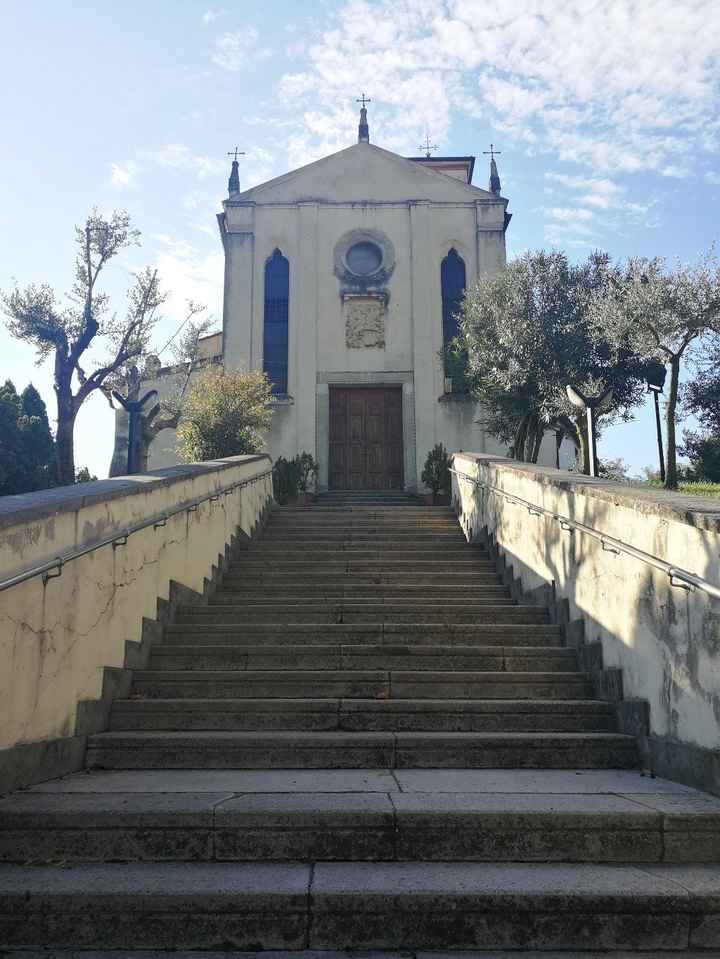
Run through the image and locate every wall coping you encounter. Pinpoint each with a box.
[454,452,720,535]
[0,454,271,533]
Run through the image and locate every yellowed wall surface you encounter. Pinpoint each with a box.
[453,453,720,754]
[0,455,272,752]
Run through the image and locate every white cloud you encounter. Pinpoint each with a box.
[212,28,269,71]
[274,0,720,185]
[110,160,139,188]
[150,236,224,329]
[149,144,225,181]
[202,8,225,24]
[542,207,595,223]
[706,170,720,185]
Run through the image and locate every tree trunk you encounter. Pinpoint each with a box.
[523,415,537,462]
[530,421,544,463]
[665,355,680,490]
[575,416,590,474]
[513,415,530,461]
[55,406,76,486]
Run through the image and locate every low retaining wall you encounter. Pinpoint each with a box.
[452,452,720,795]
[0,454,272,792]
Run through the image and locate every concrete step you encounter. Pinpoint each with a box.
[86,731,638,770]
[161,623,565,647]
[210,586,512,602]
[2,859,717,949]
[243,552,486,565]
[4,789,720,865]
[230,558,497,571]
[3,952,717,959]
[149,644,578,672]
[130,669,592,700]
[249,546,482,557]
[175,604,548,625]
[263,521,463,532]
[255,537,468,548]
[222,571,501,586]
[260,531,467,542]
[109,697,616,733]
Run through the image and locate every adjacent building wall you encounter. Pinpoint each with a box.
[452,452,720,794]
[0,455,272,791]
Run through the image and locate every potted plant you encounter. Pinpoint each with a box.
[421,443,452,505]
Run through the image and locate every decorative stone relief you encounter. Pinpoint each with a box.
[344,295,386,349]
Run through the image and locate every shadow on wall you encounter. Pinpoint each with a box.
[452,452,720,796]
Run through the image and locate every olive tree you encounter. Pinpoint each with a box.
[107,303,215,476]
[2,210,165,485]
[459,250,648,471]
[589,251,720,489]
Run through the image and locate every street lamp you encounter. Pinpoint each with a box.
[646,360,667,484]
[112,389,159,475]
[565,384,614,478]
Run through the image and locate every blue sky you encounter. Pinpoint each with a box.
[1,0,718,479]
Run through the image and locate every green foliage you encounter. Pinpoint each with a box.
[0,379,56,496]
[2,209,165,485]
[598,457,632,483]
[458,250,649,470]
[177,367,272,462]
[440,339,473,394]
[272,456,301,504]
[589,249,720,489]
[421,443,451,495]
[679,431,720,483]
[684,340,720,435]
[75,466,98,484]
[295,452,319,492]
[272,452,319,503]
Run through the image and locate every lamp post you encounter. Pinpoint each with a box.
[645,360,667,484]
[112,389,158,475]
[565,385,614,478]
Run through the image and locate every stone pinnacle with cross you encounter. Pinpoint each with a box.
[356,93,371,143]
[227,146,245,196]
[483,143,502,196]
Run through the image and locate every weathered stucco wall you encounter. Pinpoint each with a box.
[0,455,272,773]
[452,452,720,789]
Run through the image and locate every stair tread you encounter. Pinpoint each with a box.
[2,859,718,898]
[90,730,634,742]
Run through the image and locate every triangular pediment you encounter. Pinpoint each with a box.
[228,143,499,205]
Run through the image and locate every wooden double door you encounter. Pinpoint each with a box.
[329,387,404,490]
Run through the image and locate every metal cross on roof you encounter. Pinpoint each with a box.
[483,143,502,161]
[419,134,439,158]
[356,93,371,109]
[227,147,245,162]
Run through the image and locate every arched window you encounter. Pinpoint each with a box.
[441,248,466,348]
[263,249,289,395]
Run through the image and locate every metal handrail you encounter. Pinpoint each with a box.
[450,467,720,601]
[0,468,273,594]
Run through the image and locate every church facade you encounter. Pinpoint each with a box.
[141,110,564,489]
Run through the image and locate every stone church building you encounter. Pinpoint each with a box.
[140,107,564,490]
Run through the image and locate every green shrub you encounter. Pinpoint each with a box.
[177,367,272,462]
[272,456,300,504]
[421,443,452,496]
[272,451,319,503]
[295,451,319,492]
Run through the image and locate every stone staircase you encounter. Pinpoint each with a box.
[1,498,720,954]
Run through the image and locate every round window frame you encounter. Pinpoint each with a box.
[334,229,395,285]
[345,240,383,277]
